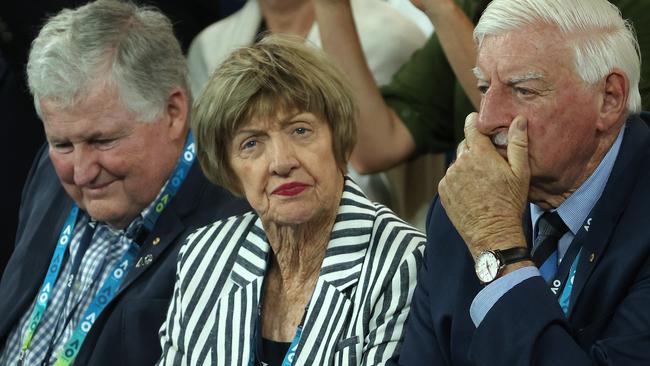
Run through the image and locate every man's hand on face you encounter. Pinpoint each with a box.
[438,113,531,259]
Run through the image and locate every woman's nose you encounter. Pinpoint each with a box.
[268,139,299,176]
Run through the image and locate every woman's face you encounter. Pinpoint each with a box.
[229,110,344,226]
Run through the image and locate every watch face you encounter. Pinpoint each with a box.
[475,251,500,283]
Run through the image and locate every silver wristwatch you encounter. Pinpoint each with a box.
[475,247,531,284]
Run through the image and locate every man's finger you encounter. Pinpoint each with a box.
[456,139,468,157]
[506,115,530,179]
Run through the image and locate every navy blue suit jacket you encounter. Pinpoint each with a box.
[0,146,250,365]
[399,115,650,365]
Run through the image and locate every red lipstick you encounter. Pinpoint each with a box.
[272,182,309,197]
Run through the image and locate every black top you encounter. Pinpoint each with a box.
[258,337,291,366]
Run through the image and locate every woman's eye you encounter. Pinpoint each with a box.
[477,85,489,94]
[294,127,313,136]
[242,139,257,150]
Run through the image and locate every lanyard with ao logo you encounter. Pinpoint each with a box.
[19,133,196,366]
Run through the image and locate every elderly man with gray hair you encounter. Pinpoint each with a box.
[398,0,650,365]
[0,1,248,365]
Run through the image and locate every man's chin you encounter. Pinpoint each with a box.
[82,201,133,229]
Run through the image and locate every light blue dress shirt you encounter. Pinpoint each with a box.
[470,125,626,326]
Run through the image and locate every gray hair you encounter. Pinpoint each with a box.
[474,0,641,114]
[27,0,189,121]
[192,35,357,195]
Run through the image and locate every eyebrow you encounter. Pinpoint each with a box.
[46,130,107,144]
[472,67,485,80]
[472,68,545,85]
[234,112,308,136]
[233,128,264,138]
[507,72,545,84]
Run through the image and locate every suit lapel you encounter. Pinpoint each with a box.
[211,217,269,366]
[118,212,184,294]
[293,178,374,365]
[293,280,354,365]
[568,118,649,316]
[117,162,204,297]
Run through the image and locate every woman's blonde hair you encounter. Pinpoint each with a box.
[192,35,358,195]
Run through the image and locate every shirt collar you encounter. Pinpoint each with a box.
[531,124,626,234]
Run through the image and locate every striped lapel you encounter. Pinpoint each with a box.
[293,178,375,365]
[210,217,270,366]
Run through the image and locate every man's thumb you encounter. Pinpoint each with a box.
[507,116,530,178]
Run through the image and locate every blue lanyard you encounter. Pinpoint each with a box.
[143,133,196,231]
[42,220,98,361]
[546,233,583,317]
[19,207,81,362]
[19,133,196,365]
[558,250,581,316]
[53,244,140,366]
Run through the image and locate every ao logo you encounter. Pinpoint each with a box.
[550,280,561,294]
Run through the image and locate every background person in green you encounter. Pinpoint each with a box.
[316,0,650,173]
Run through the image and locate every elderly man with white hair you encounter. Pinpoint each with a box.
[398,0,650,365]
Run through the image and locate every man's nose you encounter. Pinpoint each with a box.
[268,138,299,176]
[73,145,101,186]
[476,86,516,134]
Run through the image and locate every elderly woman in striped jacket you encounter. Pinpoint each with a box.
[157,35,426,366]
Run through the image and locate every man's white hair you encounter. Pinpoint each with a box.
[27,0,190,121]
[474,0,641,114]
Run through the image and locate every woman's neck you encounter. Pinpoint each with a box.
[259,0,315,38]
[260,212,337,341]
[264,211,335,286]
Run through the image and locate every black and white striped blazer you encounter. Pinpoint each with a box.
[158,178,426,365]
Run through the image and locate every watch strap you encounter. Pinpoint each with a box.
[497,247,531,265]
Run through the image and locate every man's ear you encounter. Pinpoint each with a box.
[596,68,629,132]
[165,87,189,140]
